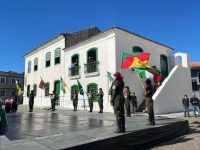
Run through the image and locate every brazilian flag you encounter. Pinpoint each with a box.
[77,79,84,95]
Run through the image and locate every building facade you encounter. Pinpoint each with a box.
[191,62,200,98]
[23,26,192,114]
[0,71,24,103]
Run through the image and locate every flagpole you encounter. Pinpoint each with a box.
[136,73,145,89]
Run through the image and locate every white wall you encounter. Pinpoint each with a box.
[64,32,116,112]
[24,38,66,107]
[115,29,174,106]
[153,65,192,114]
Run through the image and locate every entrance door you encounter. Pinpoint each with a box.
[54,80,60,106]
[160,54,169,78]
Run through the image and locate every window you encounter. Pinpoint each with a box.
[27,85,30,97]
[12,91,15,97]
[192,82,198,91]
[87,83,98,102]
[55,48,61,64]
[28,61,31,73]
[160,54,169,78]
[0,91,5,96]
[133,46,143,53]
[198,73,200,84]
[87,48,97,63]
[34,58,38,71]
[71,85,78,100]
[33,84,37,96]
[45,83,50,96]
[0,77,6,84]
[11,78,16,84]
[46,52,51,67]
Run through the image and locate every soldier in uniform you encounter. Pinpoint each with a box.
[72,90,78,111]
[131,92,137,113]
[110,72,125,133]
[29,90,35,112]
[97,88,104,113]
[124,86,131,117]
[144,79,155,125]
[88,90,94,112]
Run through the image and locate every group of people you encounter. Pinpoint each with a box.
[182,93,200,117]
[4,96,18,113]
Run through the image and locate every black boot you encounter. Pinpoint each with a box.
[114,118,121,133]
[121,116,126,133]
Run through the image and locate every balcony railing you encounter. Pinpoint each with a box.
[84,61,99,75]
[68,66,81,77]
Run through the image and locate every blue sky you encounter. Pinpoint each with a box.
[0,0,199,73]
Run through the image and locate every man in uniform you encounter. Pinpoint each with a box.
[110,72,125,133]
[124,86,131,117]
[97,88,104,113]
[131,92,137,113]
[72,90,78,111]
[144,79,155,125]
[88,90,94,112]
[29,90,35,112]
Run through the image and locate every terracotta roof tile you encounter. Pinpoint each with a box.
[191,62,200,67]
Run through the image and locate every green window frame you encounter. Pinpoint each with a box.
[27,85,30,97]
[87,48,98,63]
[87,83,98,102]
[33,84,37,96]
[45,82,50,96]
[46,52,51,67]
[28,61,31,73]
[71,85,78,100]
[133,46,143,53]
[34,58,38,71]
[55,48,61,65]
[160,54,169,78]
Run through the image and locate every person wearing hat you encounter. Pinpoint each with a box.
[29,90,35,112]
[144,79,155,125]
[0,100,8,135]
[124,85,131,117]
[97,88,104,113]
[110,72,125,133]
[72,90,79,111]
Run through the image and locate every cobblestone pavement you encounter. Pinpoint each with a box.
[152,116,200,150]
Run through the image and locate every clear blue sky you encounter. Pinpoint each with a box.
[0,0,199,73]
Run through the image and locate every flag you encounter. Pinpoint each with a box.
[16,80,23,96]
[134,68,154,79]
[39,77,45,89]
[146,67,160,76]
[106,71,114,83]
[121,52,150,69]
[60,77,67,95]
[77,79,84,95]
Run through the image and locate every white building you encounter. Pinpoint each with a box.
[24,26,192,114]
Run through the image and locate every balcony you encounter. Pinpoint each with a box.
[68,66,81,79]
[84,61,100,77]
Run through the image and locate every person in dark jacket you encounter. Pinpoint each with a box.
[97,88,104,113]
[190,93,199,117]
[50,91,57,111]
[182,95,190,117]
[110,72,125,133]
[72,90,78,111]
[131,92,137,113]
[124,86,131,117]
[144,79,155,125]
[29,90,35,112]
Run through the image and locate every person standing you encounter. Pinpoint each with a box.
[144,79,155,125]
[124,86,131,117]
[0,100,8,136]
[110,72,125,133]
[131,92,137,113]
[29,90,35,112]
[182,95,190,117]
[88,90,94,112]
[154,80,161,92]
[50,91,56,111]
[97,88,104,113]
[72,90,78,111]
[190,93,199,117]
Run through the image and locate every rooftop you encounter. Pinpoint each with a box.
[191,62,200,68]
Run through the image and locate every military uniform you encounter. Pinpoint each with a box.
[29,91,35,112]
[144,86,155,125]
[131,94,137,113]
[110,78,125,133]
[88,92,94,112]
[124,90,131,117]
[72,92,78,111]
[97,90,104,113]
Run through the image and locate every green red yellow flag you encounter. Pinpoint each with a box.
[121,52,150,69]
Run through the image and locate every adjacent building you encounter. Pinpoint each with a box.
[23,26,192,114]
[0,71,24,103]
[191,62,200,98]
